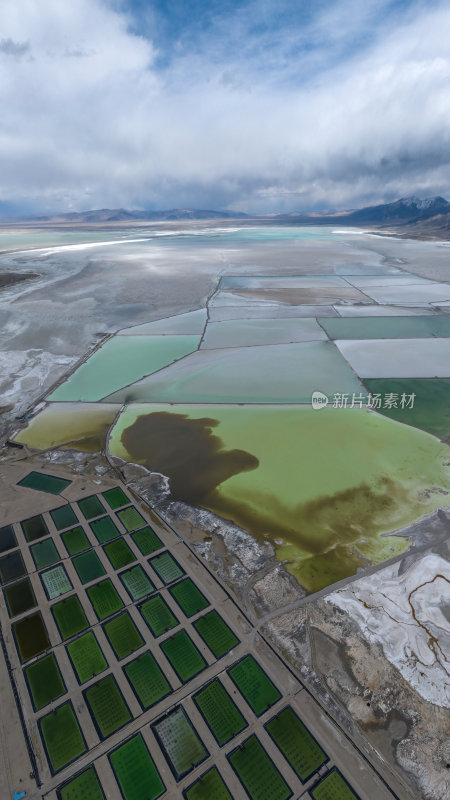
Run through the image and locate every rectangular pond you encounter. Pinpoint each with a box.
[152,706,208,780]
[265,706,328,782]
[72,550,106,583]
[169,577,209,618]
[194,678,247,746]
[25,652,66,710]
[103,611,144,660]
[52,595,89,639]
[193,611,239,658]
[119,565,155,601]
[227,734,292,800]
[66,631,108,683]
[139,594,178,637]
[84,674,132,739]
[228,655,281,716]
[123,651,172,710]
[87,578,124,620]
[109,733,165,800]
[160,630,206,683]
[39,701,86,773]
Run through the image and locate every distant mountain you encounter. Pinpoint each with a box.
[31,208,249,223]
[341,196,450,224]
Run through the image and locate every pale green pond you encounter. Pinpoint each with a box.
[201,318,327,349]
[106,341,363,404]
[48,335,200,401]
[109,404,450,592]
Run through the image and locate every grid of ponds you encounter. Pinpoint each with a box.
[2,485,365,800]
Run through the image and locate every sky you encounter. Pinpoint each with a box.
[1,0,450,215]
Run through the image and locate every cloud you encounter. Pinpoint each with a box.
[0,37,30,57]
[1,0,450,213]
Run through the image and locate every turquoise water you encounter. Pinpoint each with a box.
[49,335,200,402]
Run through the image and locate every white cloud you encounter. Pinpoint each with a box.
[1,0,450,213]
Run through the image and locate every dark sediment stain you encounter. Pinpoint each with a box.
[121,412,259,504]
[121,411,412,591]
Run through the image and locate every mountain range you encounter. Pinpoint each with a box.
[4,196,450,237]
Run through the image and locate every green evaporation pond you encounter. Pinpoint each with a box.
[52,595,89,639]
[120,564,155,601]
[153,707,208,780]
[131,526,163,555]
[31,537,59,569]
[40,702,86,773]
[194,611,239,658]
[319,314,450,340]
[14,612,50,661]
[25,653,66,710]
[185,767,232,800]
[62,526,90,556]
[194,679,247,745]
[169,577,209,617]
[48,334,200,401]
[102,486,129,509]
[124,651,171,709]
[149,551,184,584]
[50,504,78,531]
[90,516,121,543]
[72,550,106,584]
[87,578,124,619]
[84,675,132,739]
[228,656,281,716]
[139,594,178,637]
[78,495,105,520]
[41,564,72,599]
[0,524,17,553]
[22,514,50,542]
[66,631,108,683]
[18,471,71,495]
[265,706,328,781]
[160,630,206,682]
[311,769,360,800]
[228,735,292,800]
[103,538,136,569]
[4,577,36,617]
[58,766,104,800]
[110,733,165,800]
[365,378,450,440]
[0,551,26,585]
[117,506,146,532]
[103,611,144,659]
